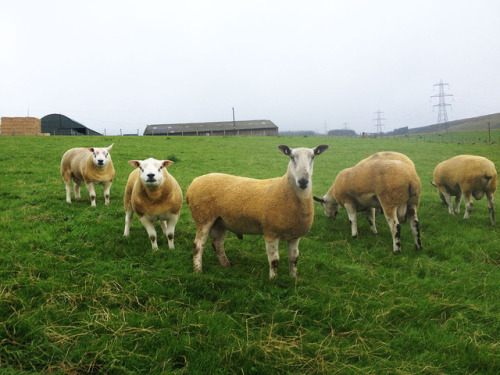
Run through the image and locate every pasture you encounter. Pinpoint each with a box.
[0,135,499,374]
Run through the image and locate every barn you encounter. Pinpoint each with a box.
[143,120,278,136]
[41,114,101,136]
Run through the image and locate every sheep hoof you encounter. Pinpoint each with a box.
[393,249,402,255]
[236,233,243,240]
[352,234,358,239]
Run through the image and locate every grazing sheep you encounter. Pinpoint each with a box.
[185,144,328,279]
[357,151,415,168]
[314,158,422,254]
[431,155,497,225]
[123,158,182,250]
[60,144,115,206]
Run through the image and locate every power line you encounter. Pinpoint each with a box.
[372,110,385,134]
[431,79,453,131]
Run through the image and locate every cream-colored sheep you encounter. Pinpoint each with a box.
[314,158,422,254]
[123,158,182,250]
[432,155,497,225]
[357,151,415,168]
[185,145,328,279]
[60,144,115,206]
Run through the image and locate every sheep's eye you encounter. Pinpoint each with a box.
[158,166,163,172]
[139,167,144,172]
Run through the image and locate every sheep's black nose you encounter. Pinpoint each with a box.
[147,173,155,179]
[97,160,104,165]
[298,178,308,189]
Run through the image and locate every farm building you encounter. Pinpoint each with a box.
[143,120,278,136]
[1,117,44,136]
[41,114,101,136]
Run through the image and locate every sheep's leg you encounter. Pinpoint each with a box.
[463,193,474,219]
[103,180,112,206]
[64,180,72,203]
[440,189,454,215]
[193,224,211,273]
[366,208,377,234]
[486,191,495,225]
[265,239,280,280]
[73,182,81,200]
[344,203,358,238]
[287,238,300,278]
[385,210,401,254]
[139,216,159,250]
[438,191,447,205]
[123,208,133,236]
[209,220,230,268]
[86,182,97,207]
[408,206,422,251]
[161,213,179,249]
[454,191,462,214]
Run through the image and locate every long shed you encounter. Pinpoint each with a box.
[41,114,101,136]
[143,120,278,136]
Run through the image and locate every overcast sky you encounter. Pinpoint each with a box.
[1,0,499,135]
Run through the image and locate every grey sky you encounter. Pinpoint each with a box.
[1,0,499,135]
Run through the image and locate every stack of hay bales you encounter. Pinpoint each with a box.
[0,117,45,136]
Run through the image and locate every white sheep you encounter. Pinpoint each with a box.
[60,144,115,206]
[314,158,422,254]
[185,144,329,279]
[123,158,183,250]
[431,154,497,225]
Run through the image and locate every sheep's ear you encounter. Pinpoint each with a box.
[313,196,326,204]
[107,144,114,151]
[128,160,141,168]
[278,145,292,156]
[88,147,95,152]
[314,145,329,155]
[162,160,174,168]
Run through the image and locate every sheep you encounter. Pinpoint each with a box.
[185,144,329,279]
[357,151,415,168]
[123,158,183,250]
[60,144,115,206]
[314,158,422,254]
[431,155,497,225]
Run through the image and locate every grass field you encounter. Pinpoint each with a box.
[386,129,500,145]
[0,135,499,374]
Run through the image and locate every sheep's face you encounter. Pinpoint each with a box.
[314,195,339,218]
[128,158,174,188]
[89,144,113,167]
[278,145,329,191]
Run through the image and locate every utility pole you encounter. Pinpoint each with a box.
[431,79,453,132]
[373,110,385,135]
[232,107,236,129]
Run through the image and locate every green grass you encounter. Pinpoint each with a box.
[0,135,499,374]
[386,129,500,145]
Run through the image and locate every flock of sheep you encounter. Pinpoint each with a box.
[60,144,497,279]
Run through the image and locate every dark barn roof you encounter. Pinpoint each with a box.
[41,114,101,136]
[144,120,278,136]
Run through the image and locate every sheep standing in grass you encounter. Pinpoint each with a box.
[314,158,422,254]
[358,151,415,168]
[60,144,115,206]
[185,145,328,279]
[432,155,497,225]
[123,158,182,250]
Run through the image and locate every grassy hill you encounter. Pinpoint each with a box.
[386,112,500,136]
